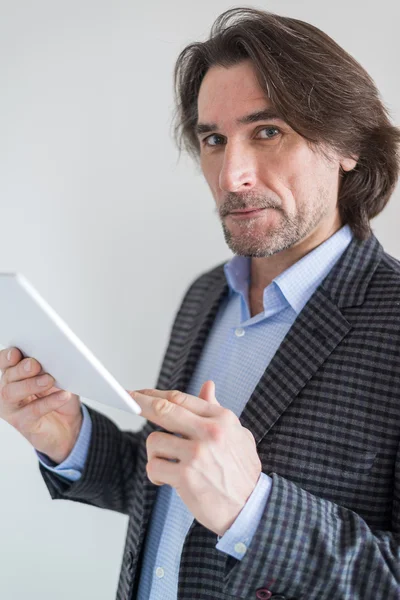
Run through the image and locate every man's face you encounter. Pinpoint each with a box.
[196,60,355,257]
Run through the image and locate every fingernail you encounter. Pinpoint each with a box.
[37,374,51,386]
[7,349,12,361]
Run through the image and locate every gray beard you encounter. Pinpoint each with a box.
[220,199,330,258]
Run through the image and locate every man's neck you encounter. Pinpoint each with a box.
[250,219,342,292]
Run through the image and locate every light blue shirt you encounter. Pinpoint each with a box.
[37,225,353,599]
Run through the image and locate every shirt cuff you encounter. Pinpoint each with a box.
[215,472,272,560]
[36,402,92,481]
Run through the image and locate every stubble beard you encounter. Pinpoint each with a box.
[220,192,331,258]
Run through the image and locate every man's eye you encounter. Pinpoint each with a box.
[202,134,224,147]
[257,127,280,139]
[201,127,281,147]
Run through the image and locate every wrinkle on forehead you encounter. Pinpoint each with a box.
[197,62,279,132]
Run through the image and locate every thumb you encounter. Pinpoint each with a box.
[199,380,219,405]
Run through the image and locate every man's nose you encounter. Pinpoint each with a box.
[218,143,257,192]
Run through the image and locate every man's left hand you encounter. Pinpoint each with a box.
[130,381,262,537]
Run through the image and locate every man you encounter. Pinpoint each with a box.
[1,7,400,599]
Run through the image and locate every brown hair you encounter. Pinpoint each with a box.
[172,7,400,240]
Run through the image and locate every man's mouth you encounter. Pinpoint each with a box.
[229,208,266,219]
[230,207,264,213]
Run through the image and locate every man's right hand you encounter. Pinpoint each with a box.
[0,347,83,464]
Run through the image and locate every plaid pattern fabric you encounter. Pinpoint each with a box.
[39,233,400,599]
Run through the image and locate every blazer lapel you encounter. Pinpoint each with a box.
[140,269,230,528]
[239,233,383,443]
[238,288,351,444]
[152,267,230,418]
[169,273,229,393]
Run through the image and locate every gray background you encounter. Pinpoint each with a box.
[0,1,399,598]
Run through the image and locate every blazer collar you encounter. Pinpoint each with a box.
[322,231,383,308]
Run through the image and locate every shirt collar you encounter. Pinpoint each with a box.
[223,224,353,315]
[224,255,251,297]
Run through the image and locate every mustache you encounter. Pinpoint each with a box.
[218,195,281,217]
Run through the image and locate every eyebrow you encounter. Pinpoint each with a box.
[195,108,286,137]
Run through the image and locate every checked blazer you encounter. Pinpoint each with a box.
[39,232,400,599]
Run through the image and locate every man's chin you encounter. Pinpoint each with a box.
[224,236,288,258]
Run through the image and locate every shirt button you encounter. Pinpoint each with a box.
[235,327,245,337]
[155,567,164,578]
[234,542,247,554]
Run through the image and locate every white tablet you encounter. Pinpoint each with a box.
[0,273,141,415]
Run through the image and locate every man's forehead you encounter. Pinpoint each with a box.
[198,60,266,100]
[196,63,288,134]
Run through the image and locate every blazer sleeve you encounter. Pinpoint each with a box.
[223,463,400,599]
[38,403,145,515]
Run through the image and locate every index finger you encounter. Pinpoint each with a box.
[0,347,23,371]
[135,389,218,418]
[131,390,216,438]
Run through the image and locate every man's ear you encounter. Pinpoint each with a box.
[340,155,359,172]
